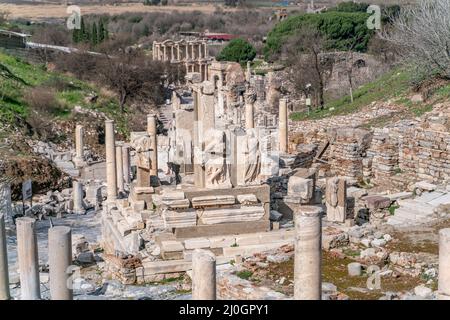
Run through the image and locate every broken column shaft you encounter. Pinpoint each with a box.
[16,217,41,300]
[122,145,131,184]
[279,98,288,153]
[0,213,10,300]
[74,124,84,167]
[294,206,322,300]
[72,180,84,214]
[105,120,117,201]
[439,228,450,299]
[115,144,124,193]
[147,114,158,177]
[192,249,216,300]
[48,226,73,300]
[245,101,254,129]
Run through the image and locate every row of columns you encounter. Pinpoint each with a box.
[105,117,155,201]
[153,41,208,62]
[0,216,73,300]
[243,97,288,152]
[2,212,450,300]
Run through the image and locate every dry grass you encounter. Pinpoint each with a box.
[0,3,237,20]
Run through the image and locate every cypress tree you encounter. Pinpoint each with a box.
[98,20,105,43]
[80,17,87,42]
[92,22,98,46]
[72,28,80,43]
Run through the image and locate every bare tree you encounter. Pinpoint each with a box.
[383,0,450,82]
[96,50,183,113]
[283,26,332,110]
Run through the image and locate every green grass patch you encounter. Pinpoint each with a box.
[290,68,411,122]
[236,270,253,280]
[0,51,125,131]
[389,204,400,216]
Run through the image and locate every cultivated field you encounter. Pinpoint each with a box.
[0,3,239,21]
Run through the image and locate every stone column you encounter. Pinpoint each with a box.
[439,228,450,299]
[163,45,167,61]
[246,61,251,82]
[72,180,84,214]
[278,98,288,153]
[122,145,131,184]
[245,91,256,129]
[115,144,124,193]
[105,120,117,201]
[74,125,84,168]
[204,42,207,58]
[0,213,10,300]
[294,206,322,300]
[48,226,73,300]
[198,44,202,59]
[147,115,158,177]
[192,249,216,300]
[217,75,224,117]
[16,217,40,300]
[152,42,156,60]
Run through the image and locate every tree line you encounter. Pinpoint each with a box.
[72,18,109,46]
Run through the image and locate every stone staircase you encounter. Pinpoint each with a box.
[387,190,450,227]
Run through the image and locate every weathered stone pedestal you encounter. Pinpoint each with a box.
[0,213,10,300]
[16,217,41,300]
[278,169,318,220]
[49,226,73,300]
[294,206,322,300]
[192,249,216,300]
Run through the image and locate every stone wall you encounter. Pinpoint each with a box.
[328,128,372,181]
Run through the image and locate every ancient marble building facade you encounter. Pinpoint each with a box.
[152,39,210,81]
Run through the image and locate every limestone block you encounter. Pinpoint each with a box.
[160,240,184,252]
[192,195,236,208]
[198,205,265,225]
[116,220,132,237]
[184,238,211,250]
[414,181,437,192]
[123,212,145,230]
[162,191,185,201]
[209,236,236,248]
[236,194,258,205]
[132,200,146,212]
[162,209,197,228]
[235,234,261,246]
[363,195,391,210]
[162,199,190,209]
[287,176,314,201]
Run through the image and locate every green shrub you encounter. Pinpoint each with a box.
[264,11,373,59]
[217,38,256,64]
